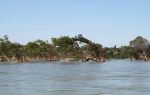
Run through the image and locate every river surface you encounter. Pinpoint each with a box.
[0,60,150,95]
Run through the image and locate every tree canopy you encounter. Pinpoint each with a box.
[1,35,150,63]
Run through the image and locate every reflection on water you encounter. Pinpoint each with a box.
[0,60,150,95]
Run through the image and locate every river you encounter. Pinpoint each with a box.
[0,60,150,95]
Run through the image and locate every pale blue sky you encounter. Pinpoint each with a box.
[0,0,150,47]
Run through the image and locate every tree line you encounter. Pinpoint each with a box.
[0,34,150,63]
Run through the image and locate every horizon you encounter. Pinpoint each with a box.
[0,34,149,48]
[0,0,150,47]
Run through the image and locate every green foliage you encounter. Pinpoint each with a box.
[1,34,150,62]
[25,40,55,58]
[0,35,11,55]
[0,35,24,61]
[145,45,150,57]
[130,36,150,59]
[130,36,149,52]
[73,34,92,44]
[51,36,76,57]
[25,41,40,57]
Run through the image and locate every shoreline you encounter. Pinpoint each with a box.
[0,58,149,64]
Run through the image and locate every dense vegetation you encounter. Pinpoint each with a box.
[0,34,150,63]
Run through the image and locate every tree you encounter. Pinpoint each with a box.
[0,35,12,61]
[25,41,40,58]
[130,36,150,60]
[51,36,77,59]
[73,34,92,44]
[145,45,150,59]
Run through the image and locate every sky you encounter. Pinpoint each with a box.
[0,0,150,47]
